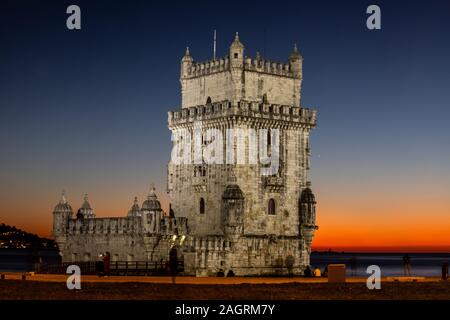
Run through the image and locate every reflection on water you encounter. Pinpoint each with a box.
[311,252,450,277]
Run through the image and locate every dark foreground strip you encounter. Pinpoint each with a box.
[0,300,449,319]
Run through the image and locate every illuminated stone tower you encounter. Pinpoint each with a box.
[168,33,318,275]
[52,33,318,276]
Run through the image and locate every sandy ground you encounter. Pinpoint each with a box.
[0,274,449,300]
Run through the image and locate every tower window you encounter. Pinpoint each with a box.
[234,53,239,58]
[268,198,276,215]
[199,198,205,214]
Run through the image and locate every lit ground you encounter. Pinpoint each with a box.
[0,274,449,299]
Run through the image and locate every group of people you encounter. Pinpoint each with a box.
[304,265,327,277]
[216,269,235,277]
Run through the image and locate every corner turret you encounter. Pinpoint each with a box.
[181,47,193,79]
[299,186,318,260]
[229,32,244,68]
[230,32,245,103]
[53,190,73,237]
[289,43,303,79]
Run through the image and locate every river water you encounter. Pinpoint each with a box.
[1,249,448,277]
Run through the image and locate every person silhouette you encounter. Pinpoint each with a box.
[403,253,412,276]
[103,251,111,277]
[442,262,448,280]
[169,247,178,284]
[304,265,312,277]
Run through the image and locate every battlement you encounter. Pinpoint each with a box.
[187,57,229,77]
[180,34,303,108]
[184,55,298,79]
[67,217,142,235]
[65,215,188,236]
[168,100,317,128]
[244,56,296,78]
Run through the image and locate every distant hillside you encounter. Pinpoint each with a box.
[0,223,57,249]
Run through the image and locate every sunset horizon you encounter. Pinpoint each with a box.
[3,194,449,253]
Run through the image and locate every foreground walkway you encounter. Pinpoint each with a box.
[0,273,441,284]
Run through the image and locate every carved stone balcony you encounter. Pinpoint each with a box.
[263,176,284,192]
[192,176,207,192]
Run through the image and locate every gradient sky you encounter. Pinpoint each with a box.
[1,0,449,251]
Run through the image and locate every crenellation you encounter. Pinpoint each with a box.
[189,57,231,78]
[239,57,295,77]
[169,100,316,129]
[181,35,302,108]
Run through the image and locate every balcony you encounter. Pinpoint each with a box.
[263,176,284,192]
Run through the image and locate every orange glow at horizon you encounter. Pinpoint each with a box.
[1,183,450,253]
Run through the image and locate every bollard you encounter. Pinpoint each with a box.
[328,264,346,283]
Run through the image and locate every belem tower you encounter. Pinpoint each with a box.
[52,33,318,276]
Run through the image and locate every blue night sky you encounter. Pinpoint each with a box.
[1,0,449,248]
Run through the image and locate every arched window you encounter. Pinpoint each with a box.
[268,198,276,215]
[206,96,212,104]
[199,198,205,214]
[234,53,239,59]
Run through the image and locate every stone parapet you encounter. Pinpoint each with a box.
[169,100,317,128]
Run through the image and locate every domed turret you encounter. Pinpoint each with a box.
[142,185,161,211]
[300,187,316,204]
[127,196,141,217]
[53,190,73,237]
[141,185,163,234]
[53,190,73,214]
[77,194,95,219]
[299,187,318,258]
[299,187,317,227]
